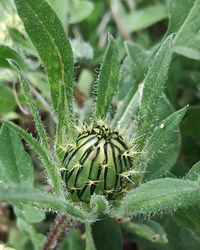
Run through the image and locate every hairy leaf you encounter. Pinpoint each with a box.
[136,34,174,146]
[96,35,120,118]
[186,161,200,182]
[0,183,94,222]
[119,178,200,216]
[9,59,50,152]
[142,107,187,179]
[14,0,74,112]
[2,121,63,195]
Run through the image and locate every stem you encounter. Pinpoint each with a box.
[110,2,132,41]
[42,214,78,250]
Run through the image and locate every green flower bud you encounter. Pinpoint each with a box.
[62,123,132,202]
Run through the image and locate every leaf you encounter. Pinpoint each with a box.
[182,107,200,141]
[85,224,96,250]
[119,178,200,216]
[9,59,50,152]
[2,120,63,195]
[142,107,187,180]
[136,34,174,147]
[122,4,168,33]
[122,220,168,244]
[167,0,200,60]
[8,27,36,55]
[16,217,45,250]
[92,216,123,250]
[0,125,45,240]
[113,83,143,130]
[0,183,94,222]
[0,45,27,69]
[14,0,74,112]
[15,206,45,224]
[46,0,69,26]
[161,216,200,250]
[0,83,17,115]
[69,1,94,24]
[71,38,94,62]
[95,35,120,119]
[55,82,66,159]
[0,125,34,185]
[174,207,200,240]
[112,43,153,129]
[186,161,200,182]
[60,229,84,250]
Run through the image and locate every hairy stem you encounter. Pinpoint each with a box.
[42,214,78,250]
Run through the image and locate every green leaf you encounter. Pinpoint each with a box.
[60,229,84,250]
[167,0,200,60]
[0,83,17,115]
[92,216,123,250]
[16,217,45,250]
[85,224,96,250]
[185,161,200,182]
[113,83,143,130]
[163,217,200,250]
[119,178,200,216]
[0,45,27,69]
[14,0,74,112]
[71,38,94,62]
[142,107,187,180]
[15,206,45,224]
[174,207,200,240]
[136,34,174,147]
[0,183,94,222]
[95,35,120,119]
[69,0,94,24]
[9,59,50,152]
[2,120,63,195]
[122,4,168,33]
[112,43,153,129]
[46,0,69,26]
[8,27,36,55]
[122,220,168,244]
[0,125,34,185]
[55,81,68,159]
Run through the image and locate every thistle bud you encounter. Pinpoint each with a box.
[62,123,132,202]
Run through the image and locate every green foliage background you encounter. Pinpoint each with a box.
[0,0,200,249]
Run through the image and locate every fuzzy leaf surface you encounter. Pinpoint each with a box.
[0,183,94,222]
[2,121,63,195]
[119,178,200,216]
[185,161,200,182]
[142,107,187,180]
[96,35,120,118]
[14,0,73,111]
[136,34,174,146]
